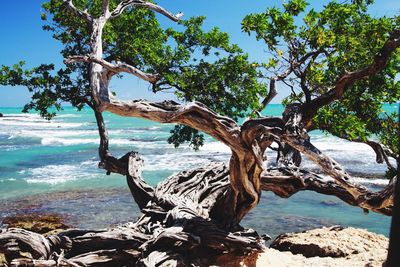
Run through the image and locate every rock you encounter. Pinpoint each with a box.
[1,213,70,234]
[255,247,387,267]
[253,226,388,267]
[271,226,388,258]
[0,113,3,117]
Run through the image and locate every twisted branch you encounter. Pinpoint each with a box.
[262,166,393,215]
[65,56,160,83]
[281,135,394,213]
[303,29,400,122]
[104,99,242,151]
[62,0,92,23]
[110,0,183,21]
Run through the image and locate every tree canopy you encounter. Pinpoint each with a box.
[1,0,266,149]
[1,0,398,165]
[242,0,399,176]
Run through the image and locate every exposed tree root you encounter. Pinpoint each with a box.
[0,156,265,266]
[1,154,394,266]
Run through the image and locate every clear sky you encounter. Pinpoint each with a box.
[0,0,399,107]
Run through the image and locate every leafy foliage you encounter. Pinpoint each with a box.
[1,0,267,149]
[0,62,90,119]
[1,0,398,159]
[242,0,400,170]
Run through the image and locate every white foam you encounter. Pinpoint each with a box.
[142,147,230,172]
[0,178,17,183]
[57,114,81,118]
[351,177,389,186]
[0,120,83,128]
[39,136,143,146]
[143,155,214,171]
[10,129,97,139]
[2,113,41,118]
[148,126,161,130]
[41,137,99,146]
[24,161,98,185]
[199,141,231,153]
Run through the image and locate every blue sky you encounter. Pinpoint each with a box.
[0,0,399,107]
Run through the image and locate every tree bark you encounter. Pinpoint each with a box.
[0,159,266,266]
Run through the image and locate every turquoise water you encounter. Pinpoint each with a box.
[0,104,396,239]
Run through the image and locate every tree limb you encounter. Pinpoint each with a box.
[62,0,92,23]
[315,123,397,171]
[303,29,400,122]
[255,78,278,116]
[253,49,325,115]
[261,166,392,215]
[102,0,110,18]
[110,0,183,21]
[65,55,160,83]
[104,99,242,151]
[281,135,394,213]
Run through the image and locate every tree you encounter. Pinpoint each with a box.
[242,0,400,176]
[0,0,399,266]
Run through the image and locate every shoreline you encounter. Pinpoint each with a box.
[0,186,391,241]
[0,218,389,267]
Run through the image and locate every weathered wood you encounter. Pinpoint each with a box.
[0,161,267,266]
[282,136,394,214]
[0,157,395,266]
[0,228,52,260]
[10,249,141,267]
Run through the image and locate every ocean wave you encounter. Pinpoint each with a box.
[40,137,149,146]
[41,137,100,146]
[0,120,83,128]
[57,114,81,118]
[142,149,230,172]
[23,161,99,185]
[311,136,374,153]
[199,141,231,153]
[0,144,33,151]
[9,129,97,139]
[143,156,213,171]
[351,177,390,187]
[0,178,17,183]
[1,113,41,118]
[148,126,161,130]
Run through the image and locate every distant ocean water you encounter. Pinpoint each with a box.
[0,104,398,239]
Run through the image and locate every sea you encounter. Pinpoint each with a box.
[0,104,398,240]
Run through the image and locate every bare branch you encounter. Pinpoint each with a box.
[65,55,160,83]
[104,99,242,151]
[62,0,92,23]
[303,29,400,122]
[365,140,396,170]
[110,0,183,21]
[315,123,397,170]
[261,166,392,215]
[102,0,110,17]
[255,78,278,115]
[253,49,325,115]
[282,135,394,212]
